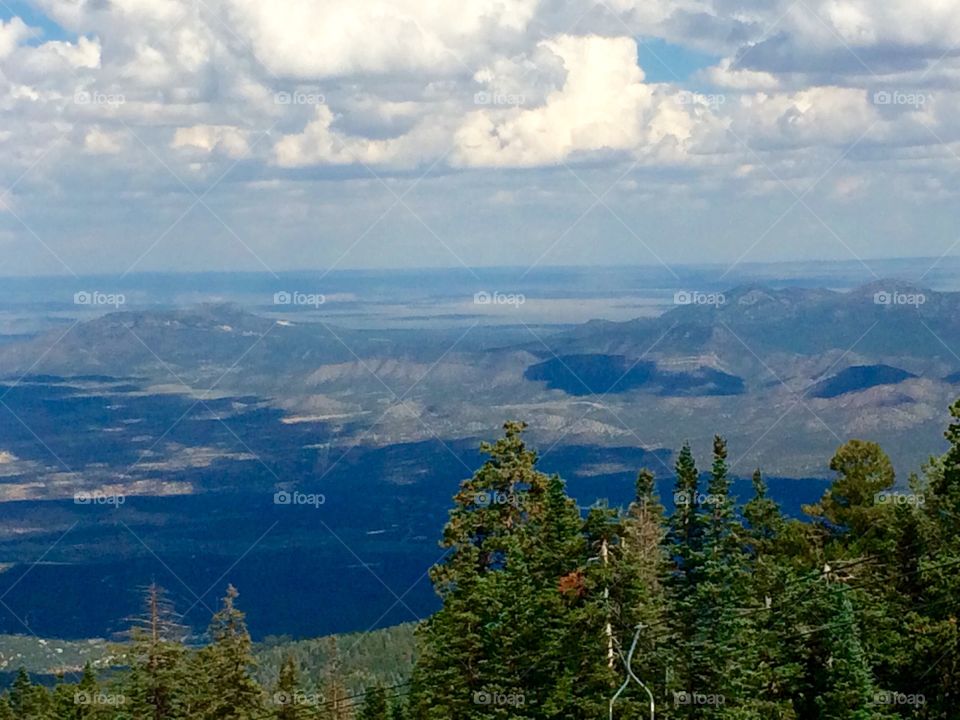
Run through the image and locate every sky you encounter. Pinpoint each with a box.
[0,0,958,277]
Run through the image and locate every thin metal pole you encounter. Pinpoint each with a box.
[609,624,656,720]
[601,538,615,668]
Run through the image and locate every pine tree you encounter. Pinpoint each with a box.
[664,442,707,717]
[804,440,895,554]
[50,663,111,720]
[933,397,960,500]
[410,422,587,719]
[10,668,33,717]
[9,667,53,720]
[543,503,620,719]
[696,436,752,717]
[913,399,960,714]
[122,583,188,720]
[812,583,884,720]
[411,423,536,718]
[320,638,352,720]
[192,585,264,720]
[806,440,931,713]
[607,469,668,717]
[271,656,316,720]
[387,698,406,720]
[619,469,668,633]
[669,443,704,561]
[357,686,388,720]
[743,469,783,558]
[741,469,803,719]
[525,472,591,718]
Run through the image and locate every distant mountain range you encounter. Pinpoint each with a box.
[1,280,958,481]
[535,280,956,361]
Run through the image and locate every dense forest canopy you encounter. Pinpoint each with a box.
[6,399,960,719]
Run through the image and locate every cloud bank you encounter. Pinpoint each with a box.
[0,0,958,274]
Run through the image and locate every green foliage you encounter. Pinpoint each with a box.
[119,583,189,720]
[407,414,960,717]
[191,585,264,720]
[805,439,896,554]
[357,685,387,720]
[409,421,608,718]
[271,656,317,720]
[257,624,415,695]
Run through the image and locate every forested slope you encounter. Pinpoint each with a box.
[5,399,960,717]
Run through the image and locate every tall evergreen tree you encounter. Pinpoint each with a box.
[357,685,388,720]
[50,663,113,720]
[609,469,669,716]
[271,656,316,720]
[387,698,406,720]
[804,440,896,555]
[812,583,885,720]
[410,422,587,719]
[320,638,353,720]
[122,584,188,720]
[664,442,708,718]
[695,437,752,718]
[9,667,52,720]
[742,469,803,719]
[192,585,264,720]
[913,399,960,714]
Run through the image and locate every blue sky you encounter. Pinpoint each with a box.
[636,38,719,83]
[0,1,71,42]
